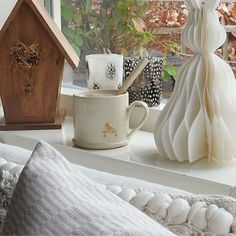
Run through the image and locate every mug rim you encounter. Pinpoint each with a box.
[73,89,128,99]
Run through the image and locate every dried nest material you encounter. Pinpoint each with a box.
[10,41,42,72]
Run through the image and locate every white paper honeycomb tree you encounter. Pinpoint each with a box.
[154,0,236,162]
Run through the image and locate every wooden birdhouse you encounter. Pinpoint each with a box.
[0,0,79,130]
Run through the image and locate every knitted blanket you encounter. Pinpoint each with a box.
[0,157,235,235]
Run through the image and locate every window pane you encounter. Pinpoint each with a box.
[61,0,236,92]
[61,0,163,88]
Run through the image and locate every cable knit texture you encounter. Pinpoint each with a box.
[1,141,173,236]
[0,143,236,235]
[0,156,24,231]
[106,185,236,235]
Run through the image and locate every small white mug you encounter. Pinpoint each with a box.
[86,54,123,90]
[73,90,149,149]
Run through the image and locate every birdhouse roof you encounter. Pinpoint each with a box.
[0,0,79,69]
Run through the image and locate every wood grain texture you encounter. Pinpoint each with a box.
[0,0,79,69]
[0,109,66,131]
[28,0,79,69]
[0,3,65,124]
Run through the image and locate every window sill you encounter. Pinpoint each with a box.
[1,114,236,197]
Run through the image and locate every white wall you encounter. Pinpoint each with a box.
[0,0,17,29]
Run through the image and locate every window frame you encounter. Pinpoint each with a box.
[47,0,61,29]
[52,0,235,133]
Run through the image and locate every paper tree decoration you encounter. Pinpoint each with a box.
[154,0,236,162]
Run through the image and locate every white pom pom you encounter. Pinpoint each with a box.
[167,199,190,225]
[188,202,207,224]
[0,170,10,178]
[146,194,172,219]
[191,207,207,230]
[118,188,136,202]
[208,208,233,235]
[130,191,154,210]
[206,204,218,221]
[106,185,122,195]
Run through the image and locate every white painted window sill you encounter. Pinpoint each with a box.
[1,112,236,197]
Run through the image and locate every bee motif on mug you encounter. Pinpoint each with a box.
[103,122,118,137]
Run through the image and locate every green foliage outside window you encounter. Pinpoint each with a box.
[61,0,155,64]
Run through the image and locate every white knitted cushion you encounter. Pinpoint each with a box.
[1,141,174,235]
[1,142,236,235]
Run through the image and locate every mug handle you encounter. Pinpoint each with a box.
[127,101,149,139]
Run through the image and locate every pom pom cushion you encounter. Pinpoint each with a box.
[1,142,236,235]
[1,141,174,235]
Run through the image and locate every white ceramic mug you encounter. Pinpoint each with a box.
[86,54,123,90]
[73,90,149,149]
